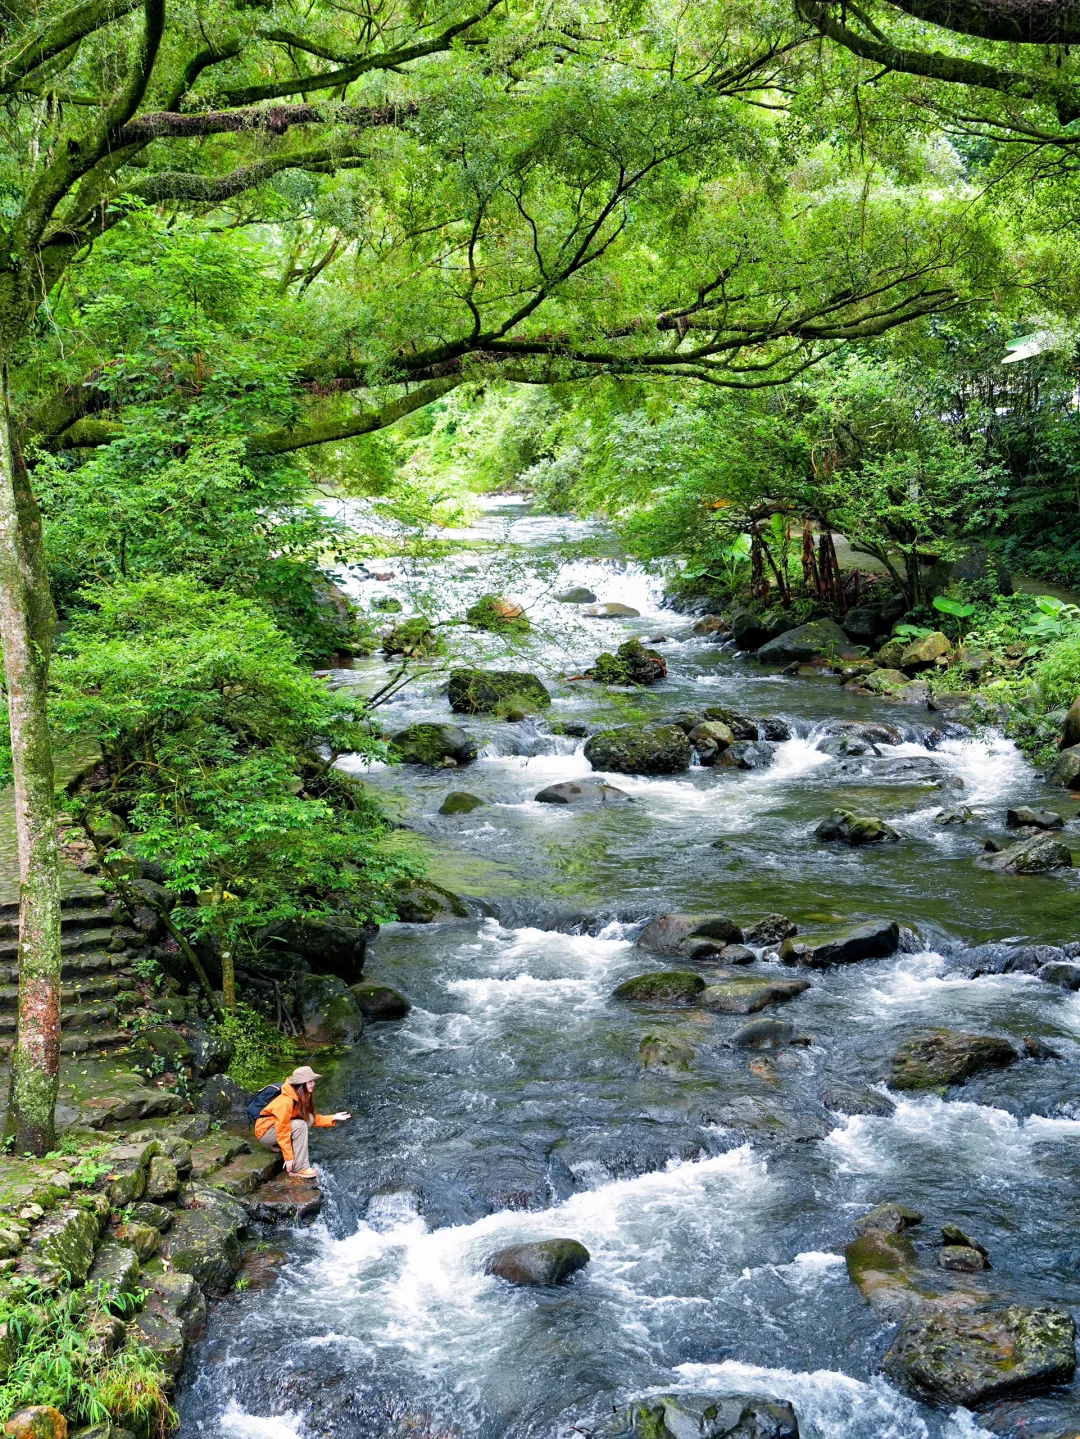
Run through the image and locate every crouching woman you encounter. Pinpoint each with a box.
[254,1065,351,1179]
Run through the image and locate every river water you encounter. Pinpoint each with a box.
[179,497,1080,1439]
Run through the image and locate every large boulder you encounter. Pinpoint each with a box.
[638,913,743,956]
[583,601,640,617]
[591,1393,799,1439]
[799,920,900,968]
[1006,806,1064,830]
[884,1305,1076,1407]
[257,914,373,984]
[977,834,1073,873]
[821,1085,896,1118]
[899,632,951,670]
[612,971,706,1006]
[814,810,900,846]
[842,605,887,646]
[757,618,862,666]
[3,1410,68,1439]
[535,780,632,806]
[439,792,484,815]
[447,668,550,715]
[1062,695,1080,750]
[584,724,691,775]
[391,723,477,767]
[382,617,443,657]
[744,913,797,945]
[18,1205,101,1286]
[1047,744,1080,790]
[890,1029,1017,1090]
[162,1187,246,1296]
[719,740,775,771]
[863,668,909,696]
[485,1238,590,1286]
[688,721,735,764]
[351,983,411,1021]
[729,1018,799,1050]
[393,878,469,923]
[699,976,810,1014]
[296,972,364,1045]
[589,638,667,686]
[556,587,596,603]
[727,607,771,652]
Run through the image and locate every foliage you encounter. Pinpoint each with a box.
[1036,634,1080,711]
[0,1286,175,1438]
[215,1003,302,1090]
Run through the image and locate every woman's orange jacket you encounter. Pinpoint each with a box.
[254,1081,335,1162]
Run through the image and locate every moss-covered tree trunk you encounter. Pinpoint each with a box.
[0,362,62,1154]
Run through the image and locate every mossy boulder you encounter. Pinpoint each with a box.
[382,617,444,657]
[802,920,900,968]
[161,1189,245,1296]
[584,724,691,775]
[863,668,909,695]
[447,667,550,715]
[556,587,596,603]
[757,618,862,665]
[466,594,530,633]
[588,639,667,686]
[19,1205,101,1286]
[699,977,810,1015]
[639,1034,695,1071]
[1062,695,1080,750]
[3,1409,69,1439]
[1047,744,1080,790]
[977,834,1073,873]
[884,1304,1076,1406]
[114,1221,161,1262]
[296,972,364,1044]
[612,971,706,1006]
[439,791,485,815]
[814,810,900,846]
[638,912,743,956]
[351,983,411,1021]
[393,878,469,923]
[86,1242,140,1313]
[591,1393,799,1439]
[845,1228,922,1316]
[891,1029,1017,1090]
[390,723,477,766]
[485,1238,590,1286]
[688,720,735,764]
[900,631,952,670]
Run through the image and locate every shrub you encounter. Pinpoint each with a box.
[1036,632,1080,710]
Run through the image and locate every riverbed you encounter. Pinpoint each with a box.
[178,497,1080,1439]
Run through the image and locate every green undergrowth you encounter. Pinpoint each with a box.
[215,1003,304,1090]
[0,1284,176,1438]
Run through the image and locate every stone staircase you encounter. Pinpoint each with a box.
[0,892,144,1057]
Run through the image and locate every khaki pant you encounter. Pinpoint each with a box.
[260,1118,310,1170]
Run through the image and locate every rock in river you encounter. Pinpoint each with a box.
[485,1238,590,1286]
[583,601,639,617]
[391,722,477,766]
[639,1034,695,1071]
[556,587,596,603]
[744,913,797,945]
[977,833,1073,873]
[883,1304,1076,1407]
[535,779,632,806]
[688,720,735,763]
[820,1085,896,1118]
[1006,805,1064,830]
[447,667,550,714]
[638,912,743,955]
[799,920,900,968]
[729,1017,800,1050]
[589,638,667,686]
[890,1029,1018,1089]
[592,1393,800,1439]
[351,983,411,1021]
[439,791,484,815]
[757,618,862,665]
[612,971,706,1006]
[584,723,690,774]
[1047,744,1080,790]
[815,810,900,846]
[700,976,810,1015]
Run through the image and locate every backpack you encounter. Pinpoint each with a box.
[245,1083,282,1126]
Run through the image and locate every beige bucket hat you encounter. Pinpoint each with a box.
[287,1065,323,1085]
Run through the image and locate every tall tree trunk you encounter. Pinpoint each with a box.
[0,363,62,1155]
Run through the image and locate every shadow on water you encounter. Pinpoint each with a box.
[179,498,1080,1439]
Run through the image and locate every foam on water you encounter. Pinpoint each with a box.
[219,1404,305,1439]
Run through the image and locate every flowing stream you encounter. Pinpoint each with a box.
[179,497,1080,1439]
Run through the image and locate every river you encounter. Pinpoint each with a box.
[178,496,1080,1439]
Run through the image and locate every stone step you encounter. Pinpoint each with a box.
[0,890,106,918]
[0,952,127,987]
[208,1149,282,1197]
[189,1136,251,1181]
[0,905,114,940]
[0,927,114,960]
[246,1172,322,1224]
[0,1027,130,1056]
[0,974,124,1008]
[0,1000,120,1033]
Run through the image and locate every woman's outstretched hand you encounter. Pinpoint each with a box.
[332,1111,352,1121]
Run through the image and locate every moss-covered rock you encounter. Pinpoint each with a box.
[392,878,469,923]
[612,971,706,1006]
[296,971,365,1045]
[382,617,444,657]
[900,632,952,670]
[699,977,810,1015]
[639,1034,695,1071]
[977,833,1073,873]
[160,1188,246,1296]
[447,667,550,714]
[465,595,530,633]
[98,1140,162,1207]
[351,983,411,1021]
[891,1029,1017,1090]
[439,791,485,815]
[19,1205,101,1286]
[688,720,735,764]
[884,1304,1076,1406]
[814,810,900,846]
[484,1238,590,1286]
[390,722,477,767]
[86,1242,140,1313]
[3,1408,69,1439]
[1047,744,1080,790]
[591,1393,799,1439]
[588,639,667,686]
[584,724,691,775]
[144,1155,179,1203]
[113,1221,161,1262]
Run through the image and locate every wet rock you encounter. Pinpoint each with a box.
[196,1074,248,1121]
[757,618,862,665]
[863,668,909,695]
[700,977,810,1015]
[162,1187,246,1295]
[729,1018,799,1050]
[977,834,1073,873]
[382,617,442,657]
[937,1244,987,1272]
[639,1034,695,1071]
[129,1202,172,1231]
[584,723,691,775]
[814,810,900,846]
[712,1094,829,1143]
[719,740,775,770]
[447,667,550,714]
[535,780,632,806]
[183,1027,235,1080]
[843,605,887,645]
[391,722,477,766]
[638,913,743,955]
[555,587,596,603]
[936,805,973,826]
[818,735,880,758]
[900,632,951,670]
[1006,805,1064,830]
[820,1085,896,1118]
[825,719,904,747]
[941,1223,988,1256]
[583,602,640,618]
[713,943,756,965]
[439,791,485,815]
[1024,1034,1064,1059]
[1061,694,1080,750]
[744,914,797,945]
[1037,961,1080,990]
[351,983,411,1021]
[1046,744,1080,790]
[802,920,901,968]
[702,706,761,740]
[692,615,727,635]
[296,972,364,1045]
[883,1304,1076,1406]
[561,720,592,738]
[612,971,706,1006]
[18,1205,100,1285]
[485,1238,590,1286]
[688,720,735,764]
[589,638,668,686]
[727,607,771,651]
[245,1172,322,1224]
[891,1029,1018,1090]
[853,1203,923,1237]
[86,1243,140,1313]
[3,1409,68,1439]
[466,595,529,632]
[591,1393,799,1439]
[393,878,470,922]
[845,1226,924,1316]
[885,680,932,708]
[113,1221,161,1262]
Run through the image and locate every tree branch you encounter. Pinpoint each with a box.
[115,100,415,144]
[0,0,139,93]
[884,0,1080,46]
